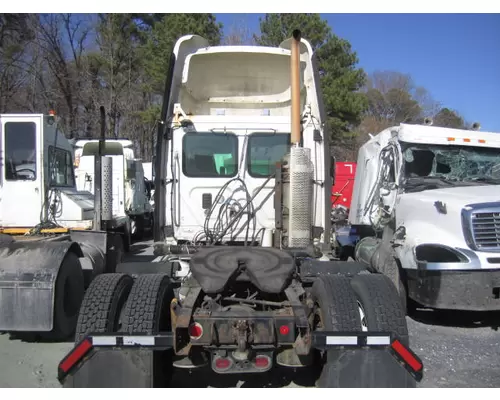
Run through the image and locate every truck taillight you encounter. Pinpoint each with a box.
[189,322,203,340]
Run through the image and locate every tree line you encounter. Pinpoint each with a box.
[0,13,470,161]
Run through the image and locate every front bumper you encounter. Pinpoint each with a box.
[407,269,500,311]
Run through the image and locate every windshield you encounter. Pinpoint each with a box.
[401,143,500,191]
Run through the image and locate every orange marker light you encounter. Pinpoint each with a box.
[463,138,471,143]
[479,139,486,143]
[447,137,455,141]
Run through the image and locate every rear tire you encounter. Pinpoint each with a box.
[311,275,361,388]
[132,215,145,241]
[0,233,14,247]
[121,274,175,387]
[106,234,125,274]
[380,253,407,313]
[47,252,85,341]
[349,273,415,388]
[350,273,409,345]
[74,273,134,344]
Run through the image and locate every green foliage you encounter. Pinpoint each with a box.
[256,13,367,144]
[433,107,465,129]
[143,14,222,95]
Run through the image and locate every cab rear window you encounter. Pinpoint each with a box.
[182,132,238,178]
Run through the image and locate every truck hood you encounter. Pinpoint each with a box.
[402,185,500,205]
[395,185,500,247]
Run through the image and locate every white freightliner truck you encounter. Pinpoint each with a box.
[74,139,154,240]
[346,121,500,312]
[57,31,423,388]
[0,109,128,340]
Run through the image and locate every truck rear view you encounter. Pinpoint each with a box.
[57,31,423,388]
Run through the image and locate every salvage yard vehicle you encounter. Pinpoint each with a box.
[344,120,500,312]
[74,138,154,240]
[0,108,128,340]
[58,31,424,388]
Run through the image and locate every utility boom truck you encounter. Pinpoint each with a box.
[74,139,154,240]
[58,31,423,388]
[0,109,127,340]
[346,122,500,312]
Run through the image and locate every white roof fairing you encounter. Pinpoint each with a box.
[168,34,326,124]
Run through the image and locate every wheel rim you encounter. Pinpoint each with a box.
[357,301,368,332]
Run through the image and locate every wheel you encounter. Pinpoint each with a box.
[74,273,134,344]
[379,252,407,312]
[146,212,154,237]
[350,273,416,388]
[310,275,362,388]
[47,252,85,340]
[0,233,14,247]
[132,215,145,241]
[350,273,409,345]
[105,234,125,274]
[123,224,131,253]
[121,274,175,387]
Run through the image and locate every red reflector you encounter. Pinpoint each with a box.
[189,322,203,340]
[254,355,270,369]
[59,339,93,373]
[214,357,231,370]
[391,340,423,372]
[279,325,290,335]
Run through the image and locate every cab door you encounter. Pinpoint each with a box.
[0,115,43,228]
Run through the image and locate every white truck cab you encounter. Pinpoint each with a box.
[0,113,95,231]
[348,122,500,311]
[157,35,332,249]
[74,139,154,238]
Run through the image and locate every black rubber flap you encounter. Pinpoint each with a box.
[189,247,295,294]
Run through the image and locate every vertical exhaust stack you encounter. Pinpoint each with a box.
[93,106,113,231]
[290,29,302,146]
[286,30,315,249]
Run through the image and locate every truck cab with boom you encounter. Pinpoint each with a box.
[58,31,423,388]
[347,121,500,312]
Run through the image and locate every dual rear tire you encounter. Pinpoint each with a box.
[311,272,413,388]
[74,273,174,387]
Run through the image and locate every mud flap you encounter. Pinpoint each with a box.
[321,349,417,388]
[65,350,155,388]
[0,240,82,332]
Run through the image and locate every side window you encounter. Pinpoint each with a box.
[182,132,238,178]
[49,146,75,187]
[4,122,37,181]
[247,133,290,177]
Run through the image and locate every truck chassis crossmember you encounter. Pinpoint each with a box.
[58,331,423,384]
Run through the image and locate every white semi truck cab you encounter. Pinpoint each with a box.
[74,139,154,238]
[155,34,332,250]
[348,122,500,311]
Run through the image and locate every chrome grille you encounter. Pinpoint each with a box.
[471,211,500,250]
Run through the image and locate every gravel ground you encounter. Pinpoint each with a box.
[1,242,499,388]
